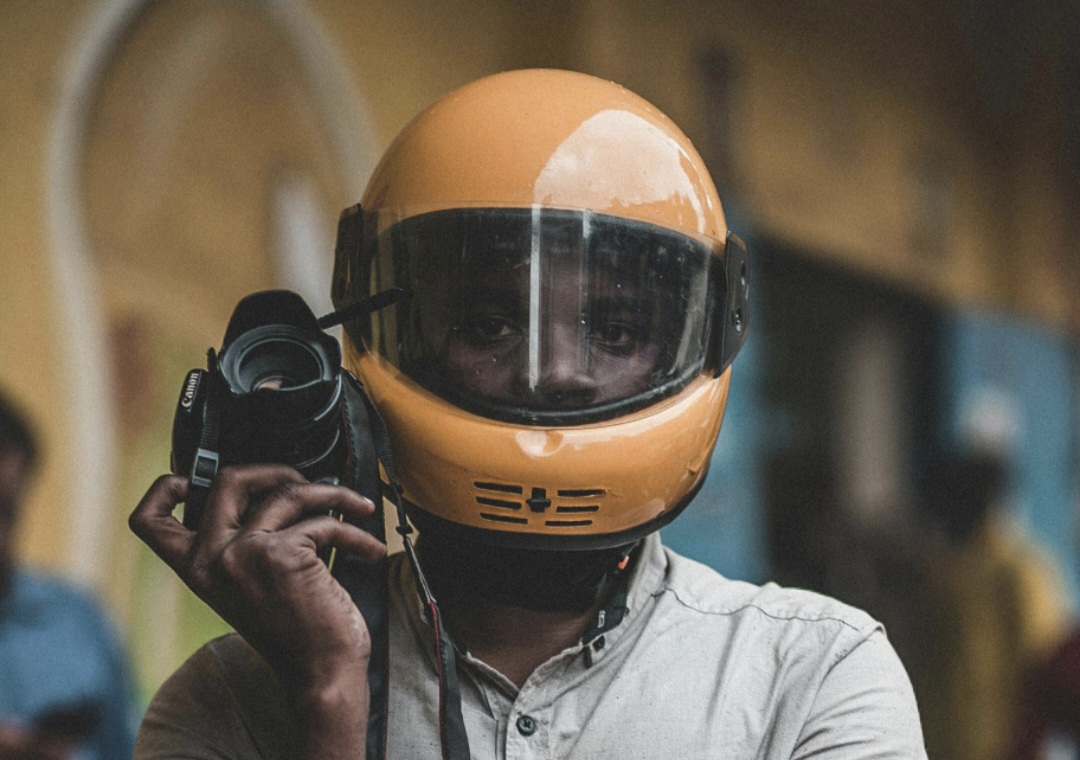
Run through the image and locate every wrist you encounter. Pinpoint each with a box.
[288,662,369,760]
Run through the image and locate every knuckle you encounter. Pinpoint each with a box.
[222,538,277,577]
[149,473,174,491]
[186,559,214,592]
[218,546,244,578]
[128,518,160,550]
[255,534,303,576]
[128,510,147,535]
[214,466,243,490]
[266,482,308,514]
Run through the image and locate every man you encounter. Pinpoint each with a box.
[0,391,139,760]
[131,69,926,759]
[919,450,1067,760]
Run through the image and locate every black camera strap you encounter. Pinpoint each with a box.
[338,372,470,760]
[183,351,225,528]
[335,373,391,760]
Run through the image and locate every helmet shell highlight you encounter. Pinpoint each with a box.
[362,69,727,241]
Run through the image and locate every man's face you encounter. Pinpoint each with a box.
[371,208,715,422]
[0,448,30,577]
[439,253,665,412]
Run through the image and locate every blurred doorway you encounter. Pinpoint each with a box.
[51,0,373,697]
[756,243,941,596]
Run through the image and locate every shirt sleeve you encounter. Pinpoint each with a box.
[135,636,294,760]
[793,628,928,760]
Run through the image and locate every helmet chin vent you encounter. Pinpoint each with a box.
[478,512,528,525]
[473,482,605,528]
[474,482,523,494]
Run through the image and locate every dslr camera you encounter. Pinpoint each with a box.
[170,289,377,533]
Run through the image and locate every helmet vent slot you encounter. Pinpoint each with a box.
[474,482,525,512]
[476,496,521,510]
[473,483,604,527]
[553,488,604,522]
[475,482,523,494]
[479,513,528,524]
[557,488,605,498]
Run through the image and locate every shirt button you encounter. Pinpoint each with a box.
[516,714,538,736]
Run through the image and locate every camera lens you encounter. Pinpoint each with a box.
[232,335,325,393]
[216,323,344,473]
[254,377,286,391]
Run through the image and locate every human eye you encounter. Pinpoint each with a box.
[456,307,522,345]
[589,310,655,356]
[591,320,640,351]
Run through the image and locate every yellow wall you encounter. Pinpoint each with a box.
[568,0,1078,322]
[1,1,87,578]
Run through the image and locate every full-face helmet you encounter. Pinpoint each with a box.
[333,69,748,550]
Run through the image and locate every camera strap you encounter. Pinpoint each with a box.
[182,352,225,529]
[338,371,471,760]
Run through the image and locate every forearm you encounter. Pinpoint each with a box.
[136,635,368,760]
[288,663,369,760]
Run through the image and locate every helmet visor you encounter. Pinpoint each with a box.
[362,207,721,425]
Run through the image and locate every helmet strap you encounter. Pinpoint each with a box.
[351,374,471,760]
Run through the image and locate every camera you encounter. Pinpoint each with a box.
[171,289,355,530]
[170,288,394,758]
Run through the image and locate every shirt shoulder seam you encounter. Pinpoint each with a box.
[656,585,871,633]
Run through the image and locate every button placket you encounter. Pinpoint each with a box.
[504,710,546,760]
[503,678,551,759]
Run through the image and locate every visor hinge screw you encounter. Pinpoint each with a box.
[526,487,551,512]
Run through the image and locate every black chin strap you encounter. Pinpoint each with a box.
[353,378,471,760]
[322,292,468,760]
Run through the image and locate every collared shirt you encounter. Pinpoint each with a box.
[0,569,139,760]
[136,535,926,759]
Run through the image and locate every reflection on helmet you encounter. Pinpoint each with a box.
[365,208,720,426]
[333,69,748,549]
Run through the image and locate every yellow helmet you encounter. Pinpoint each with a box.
[332,69,748,550]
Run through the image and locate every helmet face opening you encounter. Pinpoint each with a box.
[354,207,723,426]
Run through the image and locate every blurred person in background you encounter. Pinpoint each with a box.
[918,448,1068,760]
[0,391,139,760]
[1012,626,1080,759]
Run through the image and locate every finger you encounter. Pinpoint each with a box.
[243,482,377,534]
[190,465,309,568]
[287,515,388,562]
[128,475,195,573]
[199,464,307,534]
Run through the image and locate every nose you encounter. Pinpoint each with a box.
[530,328,600,410]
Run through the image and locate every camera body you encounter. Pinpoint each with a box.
[171,290,356,530]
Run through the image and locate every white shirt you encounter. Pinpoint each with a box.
[136,534,927,759]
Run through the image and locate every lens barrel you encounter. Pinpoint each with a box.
[214,323,343,478]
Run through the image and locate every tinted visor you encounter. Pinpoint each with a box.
[361,208,723,425]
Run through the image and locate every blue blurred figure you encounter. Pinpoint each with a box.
[0,391,138,760]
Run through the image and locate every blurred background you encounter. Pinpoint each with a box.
[1,0,1079,757]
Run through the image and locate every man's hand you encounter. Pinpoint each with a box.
[130,465,386,758]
